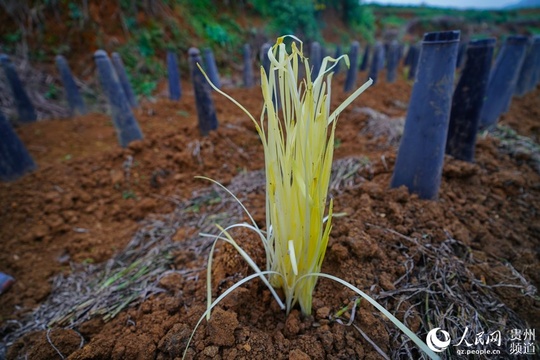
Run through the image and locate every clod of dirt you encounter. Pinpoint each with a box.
[111,332,156,360]
[315,306,331,320]
[206,307,239,347]
[6,329,82,360]
[289,348,311,360]
[285,310,302,337]
[157,323,191,359]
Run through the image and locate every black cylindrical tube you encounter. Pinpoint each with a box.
[0,110,36,181]
[403,44,412,66]
[310,42,322,80]
[189,47,218,136]
[515,37,540,96]
[360,44,370,72]
[446,38,495,162]
[261,43,271,78]
[0,54,37,123]
[203,48,221,90]
[455,42,467,69]
[111,53,138,108]
[479,35,528,129]
[391,31,461,200]
[94,50,143,147]
[531,35,540,90]
[242,44,254,88]
[167,50,182,100]
[333,45,342,74]
[386,41,399,83]
[368,42,384,85]
[408,43,421,80]
[55,55,87,116]
[344,41,360,92]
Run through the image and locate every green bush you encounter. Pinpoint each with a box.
[0,30,22,53]
[351,6,375,43]
[175,0,243,48]
[117,25,166,98]
[248,0,321,41]
[327,0,375,43]
[381,14,407,28]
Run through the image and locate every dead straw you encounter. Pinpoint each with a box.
[355,107,405,146]
[490,125,540,173]
[368,224,537,360]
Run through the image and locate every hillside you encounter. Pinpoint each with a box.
[1,2,539,114]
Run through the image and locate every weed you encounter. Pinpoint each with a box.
[122,190,137,200]
[1,30,22,53]
[45,83,60,100]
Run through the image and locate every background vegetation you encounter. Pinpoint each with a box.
[1,0,539,98]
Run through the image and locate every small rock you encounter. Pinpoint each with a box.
[289,348,311,360]
[61,194,74,208]
[44,192,59,203]
[316,307,330,320]
[158,272,183,293]
[46,214,65,231]
[57,252,71,265]
[78,191,92,203]
[85,203,98,213]
[137,198,157,212]
[30,224,50,240]
[203,345,219,357]
[62,210,78,224]
[110,170,124,185]
[127,140,144,153]
[360,181,382,199]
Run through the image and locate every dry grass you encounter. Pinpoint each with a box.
[369,224,537,359]
[490,125,540,174]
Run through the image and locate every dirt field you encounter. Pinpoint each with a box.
[1,69,539,359]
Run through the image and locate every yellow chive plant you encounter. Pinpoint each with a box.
[263,38,341,316]
[186,36,439,360]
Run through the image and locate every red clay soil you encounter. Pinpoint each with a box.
[1,71,539,359]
